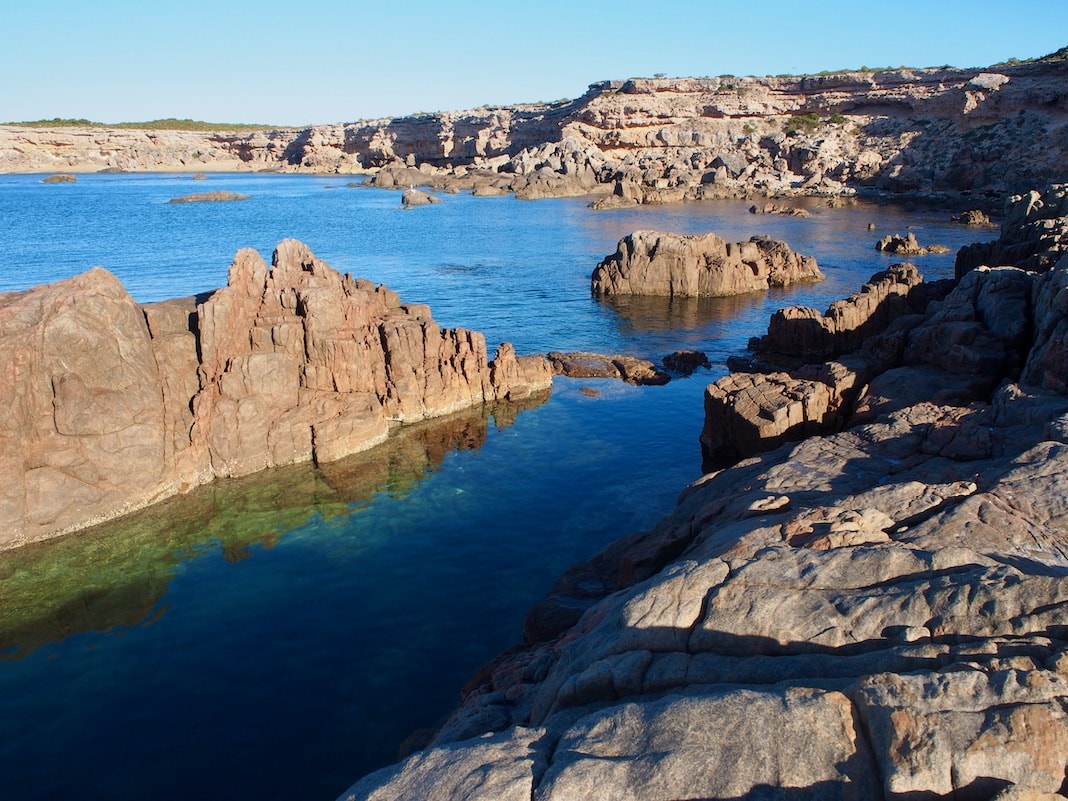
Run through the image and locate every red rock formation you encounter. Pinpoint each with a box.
[591,231,822,298]
[751,263,948,362]
[0,240,551,547]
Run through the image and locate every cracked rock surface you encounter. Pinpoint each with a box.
[340,194,1068,801]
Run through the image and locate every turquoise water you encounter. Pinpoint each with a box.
[0,174,987,800]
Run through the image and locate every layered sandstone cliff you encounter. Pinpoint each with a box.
[340,196,1068,800]
[591,231,822,298]
[3,53,1065,202]
[0,240,550,548]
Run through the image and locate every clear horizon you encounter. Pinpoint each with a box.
[2,0,1065,127]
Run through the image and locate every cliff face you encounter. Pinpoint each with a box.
[3,56,1065,201]
[339,196,1068,801]
[0,240,551,548]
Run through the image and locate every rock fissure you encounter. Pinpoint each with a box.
[339,183,1068,800]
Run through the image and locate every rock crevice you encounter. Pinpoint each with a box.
[0,240,551,547]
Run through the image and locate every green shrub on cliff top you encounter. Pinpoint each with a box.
[2,117,281,131]
[783,113,822,133]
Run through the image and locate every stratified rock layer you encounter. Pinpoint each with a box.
[0,240,551,547]
[591,230,822,298]
[4,54,1065,202]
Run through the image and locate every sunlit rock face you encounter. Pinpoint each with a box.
[0,239,551,547]
[339,191,1068,801]
[591,230,822,299]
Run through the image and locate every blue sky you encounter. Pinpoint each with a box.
[2,0,1064,125]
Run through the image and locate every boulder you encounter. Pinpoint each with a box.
[547,351,669,386]
[700,360,866,467]
[591,230,822,298]
[0,240,551,547]
[875,232,949,255]
[400,188,440,208]
[167,191,250,203]
[662,350,710,374]
[748,201,811,217]
[952,208,995,226]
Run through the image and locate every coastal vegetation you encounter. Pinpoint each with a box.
[1,117,282,131]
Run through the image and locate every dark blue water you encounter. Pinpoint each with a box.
[0,173,988,800]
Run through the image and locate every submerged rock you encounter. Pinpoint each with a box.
[167,190,250,203]
[591,230,822,298]
[0,240,551,547]
[546,351,669,386]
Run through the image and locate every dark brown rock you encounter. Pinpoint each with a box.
[662,350,710,375]
[547,351,669,386]
[952,208,995,226]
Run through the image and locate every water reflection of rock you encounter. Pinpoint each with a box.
[599,293,768,345]
[0,394,548,658]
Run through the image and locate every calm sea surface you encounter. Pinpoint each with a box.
[0,173,989,800]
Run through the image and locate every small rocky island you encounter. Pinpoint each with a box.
[339,185,1068,801]
[167,190,250,203]
[591,231,822,298]
[0,240,550,548]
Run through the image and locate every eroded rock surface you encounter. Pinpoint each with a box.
[0,240,551,547]
[5,54,1065,204]
[956,183,1068,276]
[340,189,1068,801]
[875,232,948,255]
[591,230,822,298]
[546,351,669,386]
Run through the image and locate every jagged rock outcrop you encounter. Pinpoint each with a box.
[956,183,1068,276]
[703,261,1035,464]
[591,230,822,298]
[953,208,996,226]
[4,53,1065,202]
[750,262,951,362]
[340,193,1068,801]
[0,240,551,548]
[875,232,948,255]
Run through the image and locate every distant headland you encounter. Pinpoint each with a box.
[3,47,1065,207]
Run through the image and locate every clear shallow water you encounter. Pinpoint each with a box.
[0,174,990,800]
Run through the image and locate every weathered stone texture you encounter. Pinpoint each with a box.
[340,187,1068,801]
[591,230,822,298]
[0,240,550,547]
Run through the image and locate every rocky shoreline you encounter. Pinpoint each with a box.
[3,52,1066,206]
[0,240,551,548]
[339,185,1068,800]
